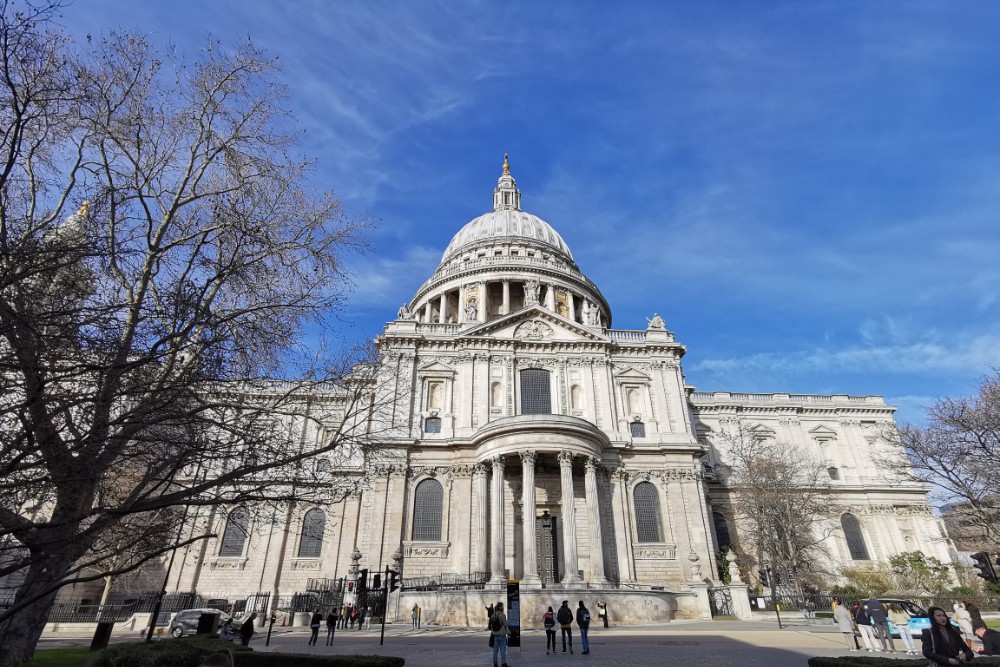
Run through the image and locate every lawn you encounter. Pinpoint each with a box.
[24,648,94,667]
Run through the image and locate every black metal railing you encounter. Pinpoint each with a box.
[403,571,490,591]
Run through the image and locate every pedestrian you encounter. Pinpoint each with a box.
[965,601,986,632]
[953,602,974,648]
[325,610,337,646]
[489,601,511,667]
[864,597,894,653]
[833,600,856,651]
[853,602,877,652]
[238,613,256,647]
[557,600,574,654]
[888,603,917,655]
[341,604,350,629]
[349,606,358,629]
[922,605,974,666]
[412,604,419,630]
[363,607,372,630]
[486,603,495,630]
[974,626,1000,655]
[308,610,322,645]
[356,606,365,631]
[597,601,608,628]
[576,600,591,654]
[543,605,557,655]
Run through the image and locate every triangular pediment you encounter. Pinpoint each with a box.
[613,367,653,382]
[416,361,457,376]
[459,306,609,342]
[809,425,838,437]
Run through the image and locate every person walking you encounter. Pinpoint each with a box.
[864,597,894,653]
[953,602,974,648]
[411,604,419,630]
[356,606,366,631]
[308,610,323,645]
[922,605,974,666]
[557,600,574,654]
[363,607,372,630]
[489,601,511,667]
[853,602,877,652]
[341,604,351,629]
[888,603,917,655]
[543,606,557,655]
[325,610,337,646]
[576,601,591,654]
[597,601,608,628]
[238,613,257,647]
[833,600,857,651]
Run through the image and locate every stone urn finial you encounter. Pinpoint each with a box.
[726,551,742,582]
[687,551,702,581]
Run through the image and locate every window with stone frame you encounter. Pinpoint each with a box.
[629,421,646,438]
[219,507,249,557]
[841,513,870,560]
[412,478,444,541]
[519,368,551,414]
[423,416,442,434]
[297,509,326,558]
[712,511,732,551]
[427,381,444,410]
[633,481,663,543]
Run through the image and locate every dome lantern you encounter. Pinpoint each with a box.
[492,153,521,212]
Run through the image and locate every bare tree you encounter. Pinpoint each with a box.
[892,371,1000,551]
[715,425,835,593]
[0,4,381,664]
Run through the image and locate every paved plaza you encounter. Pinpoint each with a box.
[38,620,916,666]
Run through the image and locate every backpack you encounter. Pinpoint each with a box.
[490,613,503,632]
[557,607,573,626]
[582,610,591,623]
[543,611,555,629]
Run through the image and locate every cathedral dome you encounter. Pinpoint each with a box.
[441,209,574,263]
[439,153,574,264]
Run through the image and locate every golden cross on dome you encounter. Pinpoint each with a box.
[502,153,510,175]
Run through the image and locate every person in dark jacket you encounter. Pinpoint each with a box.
[975,626,1000,655]
[965,601,986,631]
[325,610,337,646]
[853,602,877,651]
[576,601,591,655]
[238,613,257,646]
[922,605,974,666]
[556,601,574,654]
[864,598,894,653]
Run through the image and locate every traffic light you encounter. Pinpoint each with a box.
[387,569,401,593]
[347,581,354,592]
[971,552,996,581]
[372,573,381,590]
[357,568,369,592]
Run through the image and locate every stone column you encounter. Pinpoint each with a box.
[458,284,467,324]
[544,283,556,311]
[423,301,432,323]
[438,292,447,324]
[558,451,582,585]
[520,451,541,587]
[567,292,576,323]
[477,282,487,322]
[490,456,506,584]
[502,279,510,315]
[584,457,609,585]
[474,464,489,576]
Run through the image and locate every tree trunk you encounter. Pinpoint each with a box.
[0,553,74,667]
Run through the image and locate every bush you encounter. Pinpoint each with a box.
[808,658,1000,667]
[90,637,250,667]
[234,656,404,667]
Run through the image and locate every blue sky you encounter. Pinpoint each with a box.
[57,1,1000,425]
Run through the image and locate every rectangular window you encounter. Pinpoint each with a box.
[424,417,442,434]
[629,421,646,438]
[519,369,551,414]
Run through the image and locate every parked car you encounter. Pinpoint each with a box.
[877,598,957,638]
[168,608,231,638]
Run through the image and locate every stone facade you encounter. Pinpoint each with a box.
[166,157,951,624]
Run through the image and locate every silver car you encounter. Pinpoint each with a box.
[168,608,231,638]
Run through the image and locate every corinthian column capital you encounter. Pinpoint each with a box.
[557,450,575,467]
[519,450,537,466]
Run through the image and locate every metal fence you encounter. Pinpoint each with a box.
[404,571,490,591]
[748,593,1000,614]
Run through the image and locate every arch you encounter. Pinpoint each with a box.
[519,368,551,415]
[570,384,583,410]
[297,508,326,558]
[633,481,663,543]
[219,507,249,557]
[627,387,641,414]
[412,478,444,541]
[712,511,732,551]
[841,513,870,560]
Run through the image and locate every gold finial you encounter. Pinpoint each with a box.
[502,153,510,175]
[77,201,90,217]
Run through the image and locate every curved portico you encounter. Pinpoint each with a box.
[471,414,611,588]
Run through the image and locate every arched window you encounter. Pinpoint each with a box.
[219,507,249,557]
[427,382,443,410]
[570,385,583,410]
[412,479,444,541]
[633,481,663,543]
[519,369,551,414]
[713,511,732,551]
[841,513,870,560]
[491,382,502,407]
[298,509,326,558]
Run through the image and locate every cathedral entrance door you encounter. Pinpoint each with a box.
[536,511,559,587]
